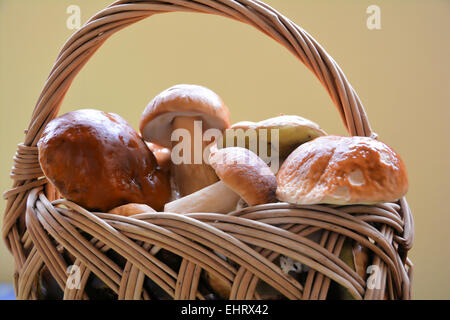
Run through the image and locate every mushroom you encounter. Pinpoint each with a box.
[38,109,171,212]
[202,269,232,300]
[330,239,370,300]
[145,142,183,201]
[146,142,171,173]
[140,84,231,197]
[276,135,409,205]
[164,181,240,214]
[108,203,156,216]
[222,115,326,172]
[109,203,165,256]
[255,115,326,158]
[210,147,277,206]
[164,147,277,214]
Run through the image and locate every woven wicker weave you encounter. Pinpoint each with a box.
[2,0,414,300]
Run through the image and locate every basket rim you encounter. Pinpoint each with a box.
[20,187,412,299]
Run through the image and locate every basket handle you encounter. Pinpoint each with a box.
[25,0,375,147]
[4,0,375,244]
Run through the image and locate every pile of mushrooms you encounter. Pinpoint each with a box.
[38,82,409,300]
[134,83,409,299]
[135,85,329,214]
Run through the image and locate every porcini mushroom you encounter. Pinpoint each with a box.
[331,239,370,300]
[146,142,171,173]
[210,147,277,206]
[223,115,326,172]
[164,180,240,214]
[108,203,156,216]
[276,135,409,205]
[256,115,326,158]
[38,109,171,212]
[140,84,231,197]
[164,147,277,214]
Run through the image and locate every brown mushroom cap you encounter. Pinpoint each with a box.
[276,135,409,205]
[38,109,171,212]
[139,84,231,147]
[209,147,277,206]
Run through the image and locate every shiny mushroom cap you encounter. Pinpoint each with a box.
[139,84,231,147]
[209,147,277,206]
[38,109,171,212]
[276,135,409,205]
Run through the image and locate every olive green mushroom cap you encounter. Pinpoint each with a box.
[222,115,326,161]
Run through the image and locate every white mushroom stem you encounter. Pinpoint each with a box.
[171,116,219,196]
[164,181,240,214]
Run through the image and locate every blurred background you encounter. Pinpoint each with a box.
[0,0,449,299]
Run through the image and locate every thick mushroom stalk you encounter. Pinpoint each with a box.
[140,84,231,197]
[165,147,278,214]
[171,116,219,196]
[164,181,240,214]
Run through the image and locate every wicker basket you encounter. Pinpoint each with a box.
[2,0,414,300]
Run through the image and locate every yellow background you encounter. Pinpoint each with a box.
[1,0,449,299]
